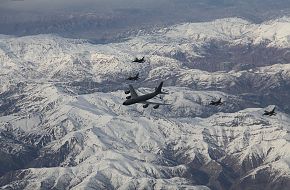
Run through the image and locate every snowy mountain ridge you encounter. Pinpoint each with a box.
[144,17,290,48]
[1,17,290,189]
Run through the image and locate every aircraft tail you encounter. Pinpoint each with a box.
[155,82,164,94]
[272,106,276,112]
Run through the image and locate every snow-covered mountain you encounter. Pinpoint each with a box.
[1,17,290,190]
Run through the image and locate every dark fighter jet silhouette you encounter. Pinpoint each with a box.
[263,107,277,116]
[127,73,139,81]
[132,57,145,63]
[209,98,223,106]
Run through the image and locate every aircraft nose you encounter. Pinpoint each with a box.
[123,101,127,105]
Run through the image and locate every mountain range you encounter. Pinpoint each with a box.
[1,17,290,190]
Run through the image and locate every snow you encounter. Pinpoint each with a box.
[1,84,290,189]
[1,17,290,189]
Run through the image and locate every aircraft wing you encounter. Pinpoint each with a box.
[143,101,171,105]
[129,85,138,98]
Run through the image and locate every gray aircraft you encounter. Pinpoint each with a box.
[127,73,139,81]
[209,98,223,106]
[263,107,277,116]
[123,82,169,109]
[132,57,145,63]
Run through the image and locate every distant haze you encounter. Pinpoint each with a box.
[0,0,168,12]
[1,0,290,41]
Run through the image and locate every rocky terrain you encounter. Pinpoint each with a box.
[1,17,290,189]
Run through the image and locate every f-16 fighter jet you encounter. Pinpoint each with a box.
[127,73,139,81]
[132,57,145,63]
[209,98,223,106]
[263,107,277,116]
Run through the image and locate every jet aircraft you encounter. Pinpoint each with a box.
[123,82,169,109]
[132,57,145,63]
[127,73,139,81]
[263,107,277,116]
[209,98,223,106]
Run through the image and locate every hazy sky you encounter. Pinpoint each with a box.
[1,0,290,40]
[1,0,290,18]
[0,0,169,12]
